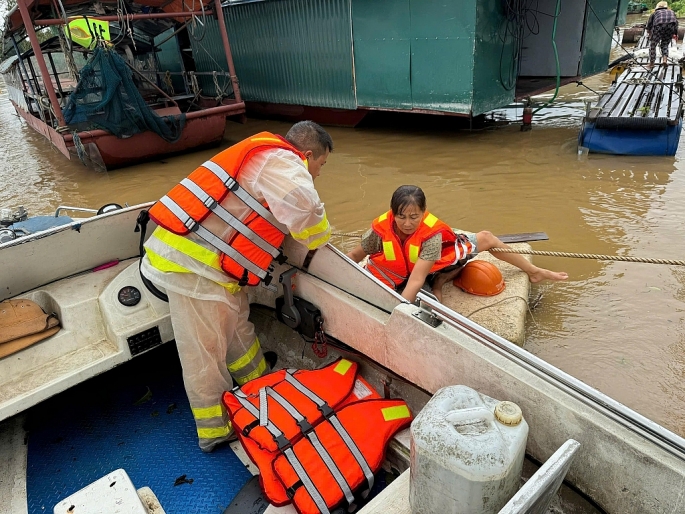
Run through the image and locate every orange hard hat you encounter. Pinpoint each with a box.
[453,260,505,296]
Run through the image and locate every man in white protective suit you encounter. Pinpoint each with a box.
[141,121,333,452]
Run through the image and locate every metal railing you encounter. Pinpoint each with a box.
[415,291,685,461]
[54,206,98,217]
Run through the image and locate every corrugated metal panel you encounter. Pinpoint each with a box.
[352,0,411,109]
[580,0,618,76]
[220,0,356,109]
[472,0,515,116]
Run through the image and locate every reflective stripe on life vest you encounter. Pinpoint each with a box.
[148,132,304,286]
[226,375,382,506]
[367,210,460,289]
[224,359,358,453]
[273,399,413,514]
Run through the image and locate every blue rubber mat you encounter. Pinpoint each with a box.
[25,343,251,514]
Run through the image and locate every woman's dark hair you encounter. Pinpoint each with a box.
[390,185,426,216]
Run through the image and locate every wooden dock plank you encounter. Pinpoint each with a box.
[601,70,640,116]
[622,75,653,118]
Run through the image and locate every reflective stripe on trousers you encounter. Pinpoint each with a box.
[166,286,267,449]
[228,336,268,385]
[192,403,232,440]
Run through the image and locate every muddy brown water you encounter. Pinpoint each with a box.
[2,41,684,440]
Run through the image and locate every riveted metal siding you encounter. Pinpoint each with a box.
[472,0,516,115]
[352,0,412,109]
[220,0,356,109]
[580,0,619,76]
[409,0,476,113]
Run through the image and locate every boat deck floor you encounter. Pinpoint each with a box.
[22,343,252,514]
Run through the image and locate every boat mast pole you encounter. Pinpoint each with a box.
[16,0,66,126]
[213,0,242,103]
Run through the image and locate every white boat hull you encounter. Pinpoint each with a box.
[1,204,684,513]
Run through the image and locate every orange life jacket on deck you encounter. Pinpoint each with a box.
[148,132,306,286]
[222,359,411,513]
[367,210,472,289]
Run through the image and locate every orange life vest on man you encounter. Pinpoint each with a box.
[222,359,412,513]
[367,210,472,289]
[148,132,306,286]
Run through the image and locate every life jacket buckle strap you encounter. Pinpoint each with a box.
[275,251,287,265]
[297,418,314,436]
[318,403,335,419]
[276,433,292,451]
[238,269,249,287]
[242,419,259,437]
[226,176,239,192]
[286,480,303,499]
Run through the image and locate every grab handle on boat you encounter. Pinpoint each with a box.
[54,206,98,217]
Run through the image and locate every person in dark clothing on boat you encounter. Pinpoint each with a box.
[346,185,568,303]
[646,1,679,70]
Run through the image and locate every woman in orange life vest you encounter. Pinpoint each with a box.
[347,185,568,303]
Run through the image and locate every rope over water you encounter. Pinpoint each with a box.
[330,233,685,266]
[331,232,364,238]
[488,248,685,266]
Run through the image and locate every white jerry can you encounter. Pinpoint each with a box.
[409,385,528,514]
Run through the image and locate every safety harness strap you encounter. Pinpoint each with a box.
[307,431,356,506]
[366,259,406,286]
[284,370,374,494]
[259,387,268,427]
[266,387,356,506]
[180,178,281,258]
[284,370,333,417]
[283,448,331,514]
[329,414,375,497]
[201,160,288,234]
[234,389,290,449]
[159,195,196,231]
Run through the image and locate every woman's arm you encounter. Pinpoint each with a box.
[347,245,368,263]
[401,258,435,303]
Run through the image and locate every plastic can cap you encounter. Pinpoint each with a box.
[494,401,523,426]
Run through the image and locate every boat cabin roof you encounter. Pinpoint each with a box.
[4,0,196,36]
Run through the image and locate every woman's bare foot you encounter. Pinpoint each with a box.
[527,266,568,284]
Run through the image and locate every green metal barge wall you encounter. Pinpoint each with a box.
[190,0,626,117]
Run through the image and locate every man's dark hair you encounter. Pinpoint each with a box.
[285,121,334,158]
[391,185,427,216]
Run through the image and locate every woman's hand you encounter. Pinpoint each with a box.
[401,258,435,303]
[346,245,367,263]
